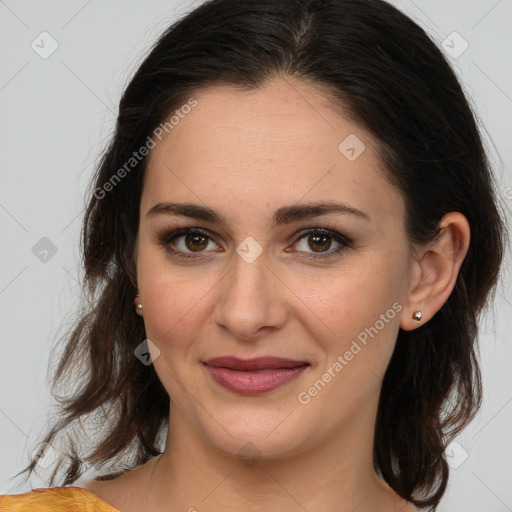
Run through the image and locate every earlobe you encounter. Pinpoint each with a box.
[399,212,470,331]
[134,294,143,315]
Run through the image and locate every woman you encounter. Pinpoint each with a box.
[1,0,506,510]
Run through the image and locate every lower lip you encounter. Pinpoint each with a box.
[203,364,309,395]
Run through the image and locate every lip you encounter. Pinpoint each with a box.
[203,356,310,395]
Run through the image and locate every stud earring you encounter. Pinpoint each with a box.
[412,310,422,324]
[134,294,143,311]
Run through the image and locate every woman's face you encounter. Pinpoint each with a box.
[135,77,414,460]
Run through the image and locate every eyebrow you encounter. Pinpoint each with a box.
[146,200,370,227]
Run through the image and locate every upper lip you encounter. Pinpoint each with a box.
[203,356,309,371]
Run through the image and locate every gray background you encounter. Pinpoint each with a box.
[1,1,511,510]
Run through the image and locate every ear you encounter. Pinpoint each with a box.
[126,231,140,290]
[399,212,470,331]
[128,231,141,314]
[132,231,139,271]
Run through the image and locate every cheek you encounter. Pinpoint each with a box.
[293,266,404,423]
[297,255,405,368]
[137,270,217,402]
[136,250,220,355]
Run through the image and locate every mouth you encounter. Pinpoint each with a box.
[202,356,310,395]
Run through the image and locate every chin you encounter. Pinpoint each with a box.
[212,432,305,465]
[197,406,317,464]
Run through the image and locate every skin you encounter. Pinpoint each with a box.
[80,76,470,512]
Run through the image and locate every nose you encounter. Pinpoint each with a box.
[213,246,288,343]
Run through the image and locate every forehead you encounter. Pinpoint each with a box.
[142,77,404,230]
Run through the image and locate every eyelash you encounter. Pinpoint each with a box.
[156,225,353,261]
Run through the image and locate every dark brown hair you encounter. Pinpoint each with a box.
[13,0,507,509]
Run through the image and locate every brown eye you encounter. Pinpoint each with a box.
[307,234,332,252]
[184,233,209,252]
[291,228,352,260]
[157,228,220,260]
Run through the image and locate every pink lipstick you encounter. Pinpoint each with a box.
[203,356,309,395]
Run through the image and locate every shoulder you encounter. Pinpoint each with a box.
[0,486,120,511]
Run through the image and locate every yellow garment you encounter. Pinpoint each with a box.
[0,486,120,511]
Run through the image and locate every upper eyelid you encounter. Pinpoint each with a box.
[163,226,350,250]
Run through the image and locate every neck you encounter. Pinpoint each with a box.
[144,406,411,512]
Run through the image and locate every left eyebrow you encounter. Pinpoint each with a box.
[145,200,371,227]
